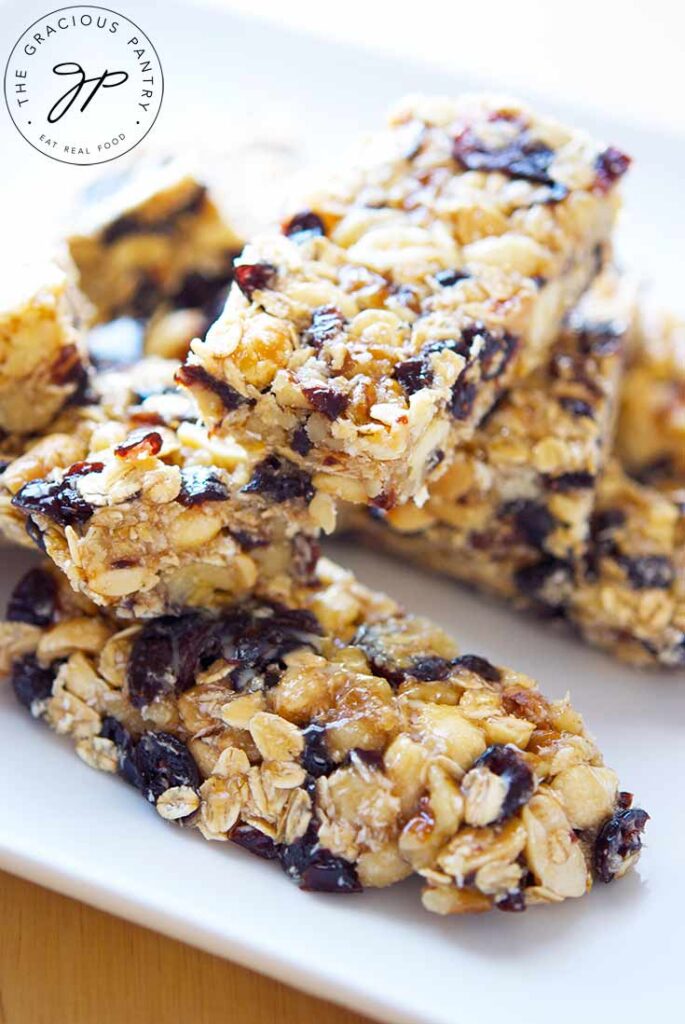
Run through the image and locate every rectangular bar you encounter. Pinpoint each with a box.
[180,94,630,508]
[0,557,647,915]
[344,270,634,613]
[0,258,90,435]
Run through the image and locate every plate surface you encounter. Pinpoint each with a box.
[1,4,684,1023]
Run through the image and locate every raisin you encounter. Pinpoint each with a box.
[472,744,535,821]
[11,654,55,710]
[280,824,362,893]
[12,473,96,529]
[453,655,502,683]
[619,555,674,590]
[303,306,346,349]
[7,567,57,626]
[501,499,556,550]
[301,384,349,421]
[282,211,325,241]
[291,424,312,456]
[24,518,46,551]
[242,455,314,504]
[217,605,321,692]
[594,147,631,194]
[99,716,141,788]
[578,321,623,356]
[234,261,277,299]
[230,822,280,859]
[545,471,595,492]
[496,890,526,912]
[134,732,200,804]
[127,613,220,708]
[559,396,593,418]
[591,508,625,537]
[450,375,477,420]
[514,557,573,608]
[435,268,470,286]
[171,266,234,311]
[177,466,230,506]
[176,363,252,412]
[467,325,517,381]
[301,723,335,778]
[409,655,453,681]
[452,126,562,188]
[394,356,433,395]
[593,808,649,883]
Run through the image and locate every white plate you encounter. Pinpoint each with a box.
[2,4,685,1022]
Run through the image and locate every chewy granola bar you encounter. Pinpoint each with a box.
[616,307,685,494]
[180,94,629,508]
[0,558,648,915]
[0,258,90,435]
[5,362,334,618]
[344,270,634,610]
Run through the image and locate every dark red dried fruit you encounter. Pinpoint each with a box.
[578,321,623,356]
[11,654,55,710]
[452,127,564,191]
[234,261,278,300]
[171,266,235,312]
[496,890,526,912]
[453,654,502,683]
[559,396,594,418]
[12,472,97,529]
[282,211,326,241]
[291,534,321,583]
[501,499,556,550]
[128,613,220,708]
[594,147,631,194]
[135,731,200,804]
[7,567,57,626]
[280,824,362,893]
[50,344,85,386]
[594,807,649,882]
[409,655,453,681]
[302,383,349,421]
[220,604,321,692]
[435,268,470,286]
[291,424,313,456]
[177,466,230,506]
[102,186,207,245]
[394,356,433,396]
[472,744,535,821]
[242,455,314,504]
[99,716,141,788]
[619,555,674,590]
[303,305,346,349]
[176,363,252,413]
[301,723,335,777]
[514,557,573,609]
[115,429,163,458]
[230,823,280,859]
[545,471,595,492]
[450,375,478,420]
[469,325,518,381]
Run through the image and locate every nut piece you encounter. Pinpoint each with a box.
[551,765,618,829]
[522,789,589,898]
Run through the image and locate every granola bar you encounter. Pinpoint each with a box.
[6,362,334,617]
[0,558,648,915]
[68,159,243,324]
[344,270,634,610]
[0,258,90,435]
[180,94,629,507]
[568,460,685,667]
[616,307,685,492]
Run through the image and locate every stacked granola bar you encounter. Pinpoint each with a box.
[0,96,655,917]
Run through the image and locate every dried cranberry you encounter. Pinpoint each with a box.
[496,890,526,912]
[217,604,321,691]
[280,824,362,893]
[172,267,234,311]
[594,808,649,882]
[394,356,433,396]
[559,396,593,418]
[450,375,477,420]
[115,429,163,458]
[435,268,470,286]
[546,471,596,493]
[7,567,57,626]
[472,744,535,821]
[176,363,252,412]
[230,822,281,859]
[242,455,314,504]
[453,655,502,683]
[283,211,325,241]
[234,261,277,299]
[467,325,517,381]
[452,127,561,188]
[301,723,335,777]
[177,466,230,506]
[594,147,631,193]
[303,306,346,349]
[302,383,349,421]
[620,555,674,590]
[134,731,200,804]
[127,613,220,708]
[12,474,96,529]
[291,424,312,456]
[501,499,556,550]
[11,654,54,710]
[99,716,141,788]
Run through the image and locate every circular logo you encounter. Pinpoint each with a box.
[4,5,163,165]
